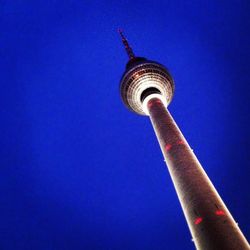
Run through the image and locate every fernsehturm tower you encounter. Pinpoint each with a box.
[118,30,249,250]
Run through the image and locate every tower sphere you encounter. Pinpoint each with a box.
[120,57,174,115]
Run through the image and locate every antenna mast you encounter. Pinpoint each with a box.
[118,29,135,60]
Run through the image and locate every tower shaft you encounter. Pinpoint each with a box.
[147,97,249,250]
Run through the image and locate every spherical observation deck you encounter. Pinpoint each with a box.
[120,57,174,115]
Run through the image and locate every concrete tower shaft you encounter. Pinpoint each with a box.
[146,97,250,250]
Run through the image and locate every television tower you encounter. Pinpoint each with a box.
[118,30,250,250]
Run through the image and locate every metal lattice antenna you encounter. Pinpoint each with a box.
[118,29,135,60]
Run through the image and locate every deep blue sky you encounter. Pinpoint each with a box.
[1,1,249,249]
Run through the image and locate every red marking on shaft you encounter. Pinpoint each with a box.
[215,210,225,216]
[177,140,185,145]
[194,217,203,225]
[147,102,153,108]
[165,144,172,151]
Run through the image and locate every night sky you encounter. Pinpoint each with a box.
[1,1,250,249]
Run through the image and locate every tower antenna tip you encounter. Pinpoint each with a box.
[117,29,135,60]
[117,28,123,33]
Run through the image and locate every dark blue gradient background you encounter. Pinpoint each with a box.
[0,1,249,249]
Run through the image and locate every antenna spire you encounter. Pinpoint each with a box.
[118,29,135,60]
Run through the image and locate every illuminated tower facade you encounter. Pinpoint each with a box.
[118,30,249,250]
